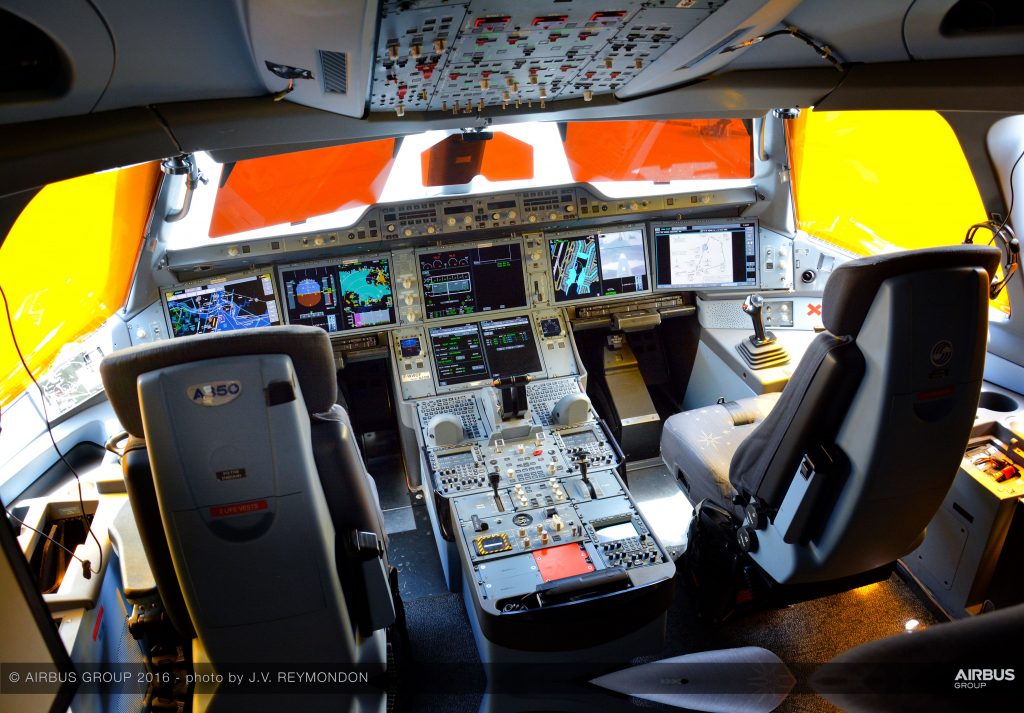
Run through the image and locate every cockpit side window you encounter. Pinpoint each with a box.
[0,162,160,410]
[786,108,1009,316]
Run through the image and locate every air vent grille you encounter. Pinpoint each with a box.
[318,50,347,94]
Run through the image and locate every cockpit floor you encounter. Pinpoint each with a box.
[380,467,943,711]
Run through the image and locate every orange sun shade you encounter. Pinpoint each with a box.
[420,132,534,186]
[209,139,397,237]
[563,119,753,182]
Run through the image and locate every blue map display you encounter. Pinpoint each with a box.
[550,229,648,303]
[166,273,280,338]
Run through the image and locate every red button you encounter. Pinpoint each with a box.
[533,449,544,456]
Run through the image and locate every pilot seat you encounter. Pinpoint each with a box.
[661,245,1001,602]
[100,326,396,666]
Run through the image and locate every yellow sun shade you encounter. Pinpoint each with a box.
[787,108,1007,314]
[0,162,160,409]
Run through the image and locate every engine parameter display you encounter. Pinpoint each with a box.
[280,257,396,333]
[550,228,649,302]
[429,316,542,388]
[165,272,281,338]
[419,243,527,320]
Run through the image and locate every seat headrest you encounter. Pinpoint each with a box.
[823,245,1001,336]
[100,326,337,438]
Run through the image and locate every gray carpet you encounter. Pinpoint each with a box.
[386,502,943,712]
[650,570,943,713]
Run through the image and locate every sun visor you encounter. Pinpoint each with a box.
[563,120,753,182]
[209,140,396,237]
[245,0,378,117]
[421,133,534,187]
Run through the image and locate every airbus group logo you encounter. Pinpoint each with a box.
[954,668,1015,689]
[188,380,242,406]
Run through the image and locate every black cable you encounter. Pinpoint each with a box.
[0,284,103,577]
[6,510,92,579]
[964,145,1023,299]
[995,145,1024,234]
[720,25,846,72]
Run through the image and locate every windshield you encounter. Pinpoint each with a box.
[167,119,754,248]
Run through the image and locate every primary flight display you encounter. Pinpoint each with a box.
[279,257,396,333]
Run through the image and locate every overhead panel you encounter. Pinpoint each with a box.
[370,0,729,116]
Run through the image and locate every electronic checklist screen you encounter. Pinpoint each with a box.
[652,219,758,290]
[429,316,542,388]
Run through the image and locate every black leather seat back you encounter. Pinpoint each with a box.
[733,246,1000,584]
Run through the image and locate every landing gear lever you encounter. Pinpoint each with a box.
[742,294,776,347]
[575,451,596,499]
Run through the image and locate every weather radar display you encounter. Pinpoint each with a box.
[280,257,396,333]
[164,272,281,338]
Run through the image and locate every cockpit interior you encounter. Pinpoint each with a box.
[2,2,1024,712]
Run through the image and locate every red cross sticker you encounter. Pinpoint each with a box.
[807,303,822,316]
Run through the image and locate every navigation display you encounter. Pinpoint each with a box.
[419,243,527,320]
[164,272,281,338]
[429,316,542,388]
[279,257,395,334]
[549,228,649,302]
[652,220,758,290]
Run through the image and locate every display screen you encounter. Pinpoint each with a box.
[430,322,486,386]
[400,337,422,358]
[595,520,640,543]
[165,272,281,338]
[429,315,542,387]
[437,450,477,468]
[549,228,649,302]
[279,257,396,333]
[561,430,598,448]
[652,220,758,290]
[419,243,527,320]
[480,316,541,380]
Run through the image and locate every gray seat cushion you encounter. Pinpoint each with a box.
[661,393,780,510]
